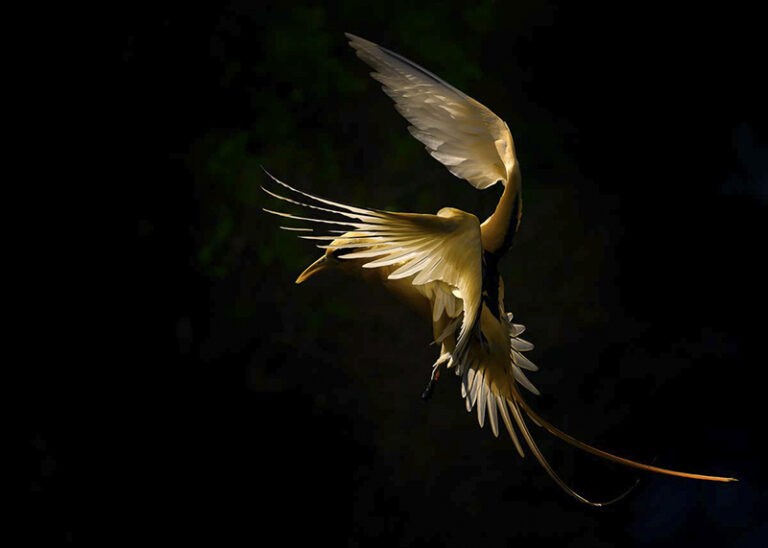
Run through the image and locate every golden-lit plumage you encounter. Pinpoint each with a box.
[263,33,736,504]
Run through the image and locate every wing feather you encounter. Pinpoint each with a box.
[346,33,517,189]
[487,391,499,437]
[477,368,487,427]
[262,170,483,359]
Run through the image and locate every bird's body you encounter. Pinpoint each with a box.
[263,34,736,504]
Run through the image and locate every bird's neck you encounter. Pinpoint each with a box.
[480,166,522,255]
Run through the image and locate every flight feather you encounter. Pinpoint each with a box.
[346,33,517,189]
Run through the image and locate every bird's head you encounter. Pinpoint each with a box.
[295,233,376,284]
[295,247,342,284]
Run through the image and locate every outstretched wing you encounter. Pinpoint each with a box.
[346,33,517,189]
[262,170,483,360]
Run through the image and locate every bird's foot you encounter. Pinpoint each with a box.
[420,365,442,401]
[421,378,438,400]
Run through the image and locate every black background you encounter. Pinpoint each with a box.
[29,1,766,545]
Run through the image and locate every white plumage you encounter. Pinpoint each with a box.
[263,33,737,505]
[348,33,516,190]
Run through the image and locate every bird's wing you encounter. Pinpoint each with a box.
[346,33,516,189]
[424,280,464,322]
[262,171,483,359]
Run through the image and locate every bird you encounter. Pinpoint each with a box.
[262,33,737,504]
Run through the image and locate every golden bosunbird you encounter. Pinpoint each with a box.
[263,33,736,504]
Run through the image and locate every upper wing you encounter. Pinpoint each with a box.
[346,33,517,190]
[262,170,483,360]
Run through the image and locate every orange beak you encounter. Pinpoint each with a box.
[295,255,329,284]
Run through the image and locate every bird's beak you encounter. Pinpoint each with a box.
[295,255,329,284]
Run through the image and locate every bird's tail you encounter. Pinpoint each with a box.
[511,391,738,484]
[503,384,637,506]
[497,311,737,504]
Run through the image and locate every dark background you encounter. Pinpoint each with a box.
[29,1,766,545]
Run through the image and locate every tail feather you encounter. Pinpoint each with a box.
[496,394,525,457]
[513,392,738,483]
[505,389,638,506]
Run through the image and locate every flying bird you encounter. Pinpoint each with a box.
[262,33,736,504]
